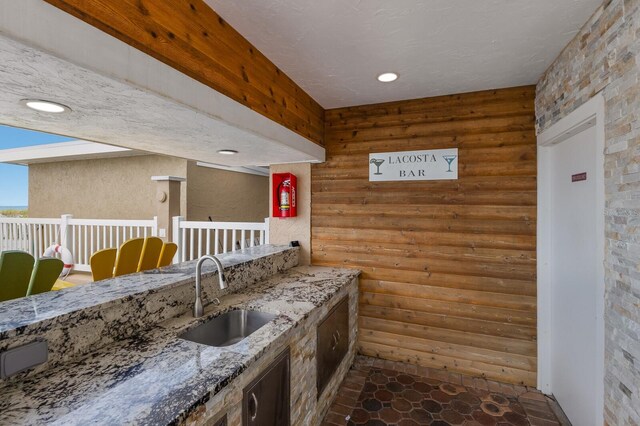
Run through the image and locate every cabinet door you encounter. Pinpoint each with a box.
[243,348,290,426]
[317,296,349,396]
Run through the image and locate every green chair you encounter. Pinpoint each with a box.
[27,258,64,296]
[0,251,35,302]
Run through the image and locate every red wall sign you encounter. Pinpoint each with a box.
[571,172,587,182]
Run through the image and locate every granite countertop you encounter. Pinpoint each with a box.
[0,245,296,336]
[0,266,359,426]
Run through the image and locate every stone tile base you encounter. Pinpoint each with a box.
[323,356,565,426]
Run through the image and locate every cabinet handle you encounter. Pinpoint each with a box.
[331,332,338,350]
[336,330,341,341]
[249,392,258,422]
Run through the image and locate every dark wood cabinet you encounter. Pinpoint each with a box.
[243,348,290,426]
[317,296,349,396]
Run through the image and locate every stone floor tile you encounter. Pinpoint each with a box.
[416,365,432,378]
[342,380,364,391]
[487,380,503,393]
[372,358,385,368]
[529,418,561,426]
[513,384,528,395]
[498,383,517,396]
[378,407,402,423]
[447,372,463,385]
[462,375,476,388]
[383,359,401,372]
[404,363,418,375]
[520,391,549,402]
[429,369,451,382]
[473,377,489,390]
[525,407,561,422]
[331,403,353,417]
[323,356,561,426]
[339,387,361,399]
[324,412,348,425]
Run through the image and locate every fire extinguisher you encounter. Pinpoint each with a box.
[277,178,291,216]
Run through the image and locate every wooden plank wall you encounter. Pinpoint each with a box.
[312,86,537,386]
[44,0,325,145]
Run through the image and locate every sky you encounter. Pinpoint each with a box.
[0,125,72,207]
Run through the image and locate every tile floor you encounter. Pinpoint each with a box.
[323,356,568,426]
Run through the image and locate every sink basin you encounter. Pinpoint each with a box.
[179,310,277,347]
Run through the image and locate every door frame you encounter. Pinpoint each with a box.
[537,93,605,423]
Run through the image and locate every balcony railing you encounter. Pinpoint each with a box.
[172,216,269,263]
[0,215,269,273]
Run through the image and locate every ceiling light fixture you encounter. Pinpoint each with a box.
[21,99,71,114]
[217,149,238,155]
[377,72,398,83]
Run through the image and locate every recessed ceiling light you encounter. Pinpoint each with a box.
[21,99,71,114]
[377,72,398,83]
[217,149,238,155]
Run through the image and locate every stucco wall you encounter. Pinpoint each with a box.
[185,162,268,222]
[536,1,640,424]
[29,157,269,224]
[29,155,187,219]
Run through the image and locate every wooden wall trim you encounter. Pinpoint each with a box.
[43,0,324,145]
[312,86,538,386]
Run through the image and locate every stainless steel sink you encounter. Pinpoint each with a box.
[179,310,277,347]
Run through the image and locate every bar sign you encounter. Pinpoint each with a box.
[572,172,587,182]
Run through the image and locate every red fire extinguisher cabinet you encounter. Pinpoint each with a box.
[272,173,297,218]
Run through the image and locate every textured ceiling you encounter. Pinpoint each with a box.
[0,34,320,167]
[206,0,601,108]
[0,1,324,167]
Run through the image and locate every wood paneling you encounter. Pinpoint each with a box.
[44,0,324,145]
[312,86,537,385]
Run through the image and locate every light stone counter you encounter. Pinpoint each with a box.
[0,259,359,425]
[0,245,298,379]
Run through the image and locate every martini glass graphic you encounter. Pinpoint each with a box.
[370,158,385,175]
[442,155,457,172]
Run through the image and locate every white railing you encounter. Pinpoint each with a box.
[66,217,158,271]
[0,215,268,271]
[0,217,62,256]
[172,216,269,263]
[0,215,158,272]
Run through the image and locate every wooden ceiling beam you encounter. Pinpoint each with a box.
[43,0,325,145]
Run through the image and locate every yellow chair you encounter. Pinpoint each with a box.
[113,238,144,277]
[157,242,178,268]
[137,237,164,272]
[52,279,78,291]
[90,248,117,281]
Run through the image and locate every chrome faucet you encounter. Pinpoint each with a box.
[194,255,228,317]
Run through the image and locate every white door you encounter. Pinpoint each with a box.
[549,125,598,425]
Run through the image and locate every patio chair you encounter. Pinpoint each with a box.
[113,238,144,277]
[90,248,117,281]
[27,258,64,296]
[137,237,163,272]
[0,251,35,302]
[157,242,178,267]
